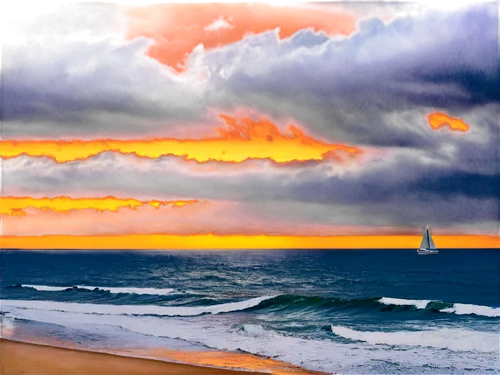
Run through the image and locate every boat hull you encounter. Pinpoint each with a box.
[417,248,439,255]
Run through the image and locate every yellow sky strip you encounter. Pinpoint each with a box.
[427,112,470,132]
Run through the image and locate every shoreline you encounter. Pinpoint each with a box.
[0,338,327,375]
[0,339,270,375]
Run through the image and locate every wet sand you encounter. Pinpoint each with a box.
[0,339,269,375]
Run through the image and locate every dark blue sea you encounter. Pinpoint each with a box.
[1,250,499,374]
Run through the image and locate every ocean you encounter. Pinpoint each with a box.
[1,249,498,374]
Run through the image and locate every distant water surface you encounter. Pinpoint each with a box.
[1,250,498,374]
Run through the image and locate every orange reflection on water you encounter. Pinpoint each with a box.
[125,347,327,375]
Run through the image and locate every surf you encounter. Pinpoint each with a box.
[3,305,497,374]
[330,325,499,353]
[0,296,276,317]
[18,284,178,296]
[378,297,500,317]
[252,294,500,318]
[9,288,499,318]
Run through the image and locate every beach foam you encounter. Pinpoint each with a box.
[2,301,499,374]
[331,325,499,353]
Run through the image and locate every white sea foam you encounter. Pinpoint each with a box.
[0,296,274,317]
[22,285,70,292]
[440,303,500,318]
[2,302,498,374]
[21,285,177,296]
[331,325,499,353]
[378,297,431,309]
[378,296,500,318]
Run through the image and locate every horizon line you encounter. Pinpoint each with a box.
[0,247,500,252]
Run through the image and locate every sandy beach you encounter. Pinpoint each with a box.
[0,339,270,375]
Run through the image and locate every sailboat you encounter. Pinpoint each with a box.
[417,225,438,255]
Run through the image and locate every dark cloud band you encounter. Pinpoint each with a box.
[2,152,499,231]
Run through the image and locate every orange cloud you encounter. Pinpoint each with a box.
[424,111,472,135]
[112,2,394,77]
[2,146,364,179]
[0,195,147,215]
[0,109,386,162]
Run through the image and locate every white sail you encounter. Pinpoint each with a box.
[418,225,438,254]
[427,227,437,249]
[419,227,429,249]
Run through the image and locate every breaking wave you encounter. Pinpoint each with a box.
[18,284,178,296]
[251,294,500,318]
[0,296,275,317]
[4,309,496,374]
[2,296,498,373]
[378,297,500,317]
[6,290,499,318]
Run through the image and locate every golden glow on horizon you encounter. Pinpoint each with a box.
[427,112,470,132]
[1,234,497,249]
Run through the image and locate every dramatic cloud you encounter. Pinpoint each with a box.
[6,3,498,148]
[203,4,498,146]
[2,148,499,231]
[2,36,207,138]
[1,3,498,242]
[2,149,389,200]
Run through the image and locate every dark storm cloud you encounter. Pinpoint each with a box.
[275,164,499,226]
[3,147,498,227]
[205,3,499,147]
[1,3,207,138]
[1,3,498,232]
[1,2,480,144]
[2,151,324,200]
[2,36,206,137]
[3,3,497,145]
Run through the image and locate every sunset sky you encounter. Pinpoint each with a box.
[0,1,498,249]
